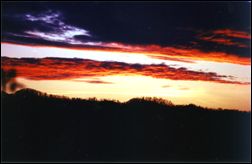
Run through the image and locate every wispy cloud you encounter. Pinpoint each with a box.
[24,11,63,24]
[20,10,99,45]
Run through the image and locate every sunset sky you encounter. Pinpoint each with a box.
[1,2,251,111]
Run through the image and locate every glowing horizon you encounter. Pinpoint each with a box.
[15,76,251,111]
[1,43,251,111]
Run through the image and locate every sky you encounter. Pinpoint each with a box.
[1,2,251,111]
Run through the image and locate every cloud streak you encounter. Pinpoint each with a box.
[73,79,113,84]
[198,29,251,48]
[2,41,250,66]
[199,36,249,48]
[213,29,251,39]
[99,43,250,65]
[1,57,250,85]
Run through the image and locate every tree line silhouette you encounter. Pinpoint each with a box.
[2,87,251,162]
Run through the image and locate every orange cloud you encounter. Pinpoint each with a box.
[1,57,250,85]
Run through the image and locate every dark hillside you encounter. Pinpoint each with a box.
[1,89,251,162]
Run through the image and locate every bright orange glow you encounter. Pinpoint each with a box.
[16,76,251,111]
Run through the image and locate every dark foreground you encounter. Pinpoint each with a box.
[2,89,251,162]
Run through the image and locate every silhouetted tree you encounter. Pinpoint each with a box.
[127,97,174,106]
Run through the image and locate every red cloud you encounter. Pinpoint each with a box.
[200,36,249,48]
[198,29,251,49]
[213,29,251,39]
[1,57,250,85]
